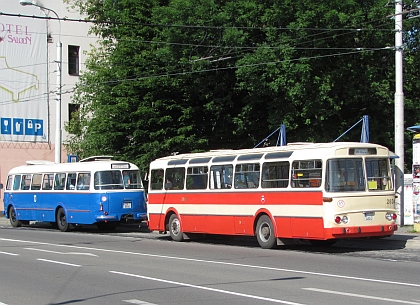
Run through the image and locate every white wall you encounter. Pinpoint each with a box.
[0,0,97,210]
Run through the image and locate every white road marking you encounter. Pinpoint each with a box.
[37,258,81,267]
[0,251,18,256]
[303,288,420,305]
[123,300,158,305]
[111,270,305,305]
[25,247,98,256]
[1,237,419,288]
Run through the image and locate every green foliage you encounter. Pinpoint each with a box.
[64,0,420,172]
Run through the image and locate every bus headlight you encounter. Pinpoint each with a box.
[341,215,349,224]
[101,196,107,202]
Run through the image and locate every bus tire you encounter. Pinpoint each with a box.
[256,215,276,249]
[56,207,70,232]
[9,206,22,228]
[168,214,184,242]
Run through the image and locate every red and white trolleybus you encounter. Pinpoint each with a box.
[147,142,398,248]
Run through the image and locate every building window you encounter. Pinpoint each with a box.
[68,45,80,75]
[68,103,80,121]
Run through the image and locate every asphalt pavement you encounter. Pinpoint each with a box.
[0,214,419,249]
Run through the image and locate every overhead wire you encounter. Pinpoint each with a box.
[0,9,397,88]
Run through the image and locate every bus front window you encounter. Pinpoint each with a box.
[366,158,393,191]
[326,158,365,192]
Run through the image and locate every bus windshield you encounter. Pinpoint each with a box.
[325,158,393,192]
[94,170,143,190]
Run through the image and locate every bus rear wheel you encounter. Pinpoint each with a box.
[9,206,22,228]
[168,214,184,242]
[256,215,277,249]
[56,208,70,232]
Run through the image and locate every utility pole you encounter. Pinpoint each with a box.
[394,0,405,225]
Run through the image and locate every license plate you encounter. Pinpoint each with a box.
[123,202,132,209]
[364,212,374,220]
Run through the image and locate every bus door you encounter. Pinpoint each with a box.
[3,175,14,214]
[10,174,34,220]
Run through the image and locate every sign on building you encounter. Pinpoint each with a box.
[0,2,48,142]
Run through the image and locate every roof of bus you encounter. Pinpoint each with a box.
[149,142,392,167]
[7,159,139,175]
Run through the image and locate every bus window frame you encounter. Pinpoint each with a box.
[209,164,233,189]
[165,168,185,190]
[261,161,290,188]
[291,160,322,188]
[234,163,260,189]
[186,166,208,190]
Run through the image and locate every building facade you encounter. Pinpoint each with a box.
[0,0,96,210]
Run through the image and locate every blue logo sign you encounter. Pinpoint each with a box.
[1,117,44,136]
[25,119,43,136]
[1,118,12,134]
[13,118,24,135]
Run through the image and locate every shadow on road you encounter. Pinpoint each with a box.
[3,220,417,254]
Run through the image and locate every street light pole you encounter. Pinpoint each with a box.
[395,0,405,225]
[20,0,62,164]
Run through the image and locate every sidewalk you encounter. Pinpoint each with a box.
[389,225,420,249]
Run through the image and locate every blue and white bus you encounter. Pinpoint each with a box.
[2,156,147,231]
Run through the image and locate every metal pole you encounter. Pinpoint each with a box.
[55,39,62,164]
[395,0,405,225]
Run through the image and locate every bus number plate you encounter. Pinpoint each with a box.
[364,212,374,221]
[123,202,132,209]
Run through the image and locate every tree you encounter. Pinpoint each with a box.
[65,0,420,172]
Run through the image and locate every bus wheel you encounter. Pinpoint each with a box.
[56,208,70,232]
[256,215,276,249]
[9,206,22,228]
[168,214,184,242]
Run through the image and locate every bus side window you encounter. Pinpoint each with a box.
[13,175,21,191]
[234,163,260,189]
[21,175,31,190]
[32,174,42,190]
[291,160,322,188]
[209,165,233,189]
[42,174,53,190]
[66,173,77,190]
[262,162,289,188]
[150,169,164,190]
[77,173,91,190]
[6,175,13,191]
[54,173,66,190]
[165,168,185,190]
[186,166,208,190]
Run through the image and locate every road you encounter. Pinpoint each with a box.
[0,220,419,305]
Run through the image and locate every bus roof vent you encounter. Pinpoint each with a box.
[26,160,55,165]
[80,156,114,162]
